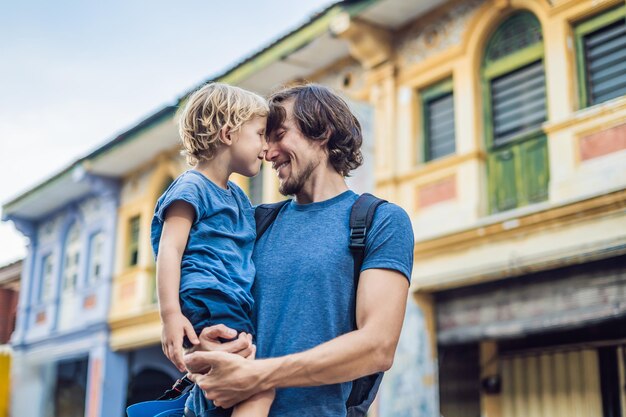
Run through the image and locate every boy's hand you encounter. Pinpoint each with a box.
[161,312,199,372]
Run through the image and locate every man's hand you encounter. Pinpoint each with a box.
[161,312,199,372]
[185,351,265,408]
[186,325,255,368]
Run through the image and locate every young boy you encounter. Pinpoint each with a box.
[151,82,274,417]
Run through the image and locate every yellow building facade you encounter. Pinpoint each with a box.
[317,1,626,416]
[103,0,625,415]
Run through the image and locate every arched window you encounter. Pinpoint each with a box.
[62,223,81,291]
[482,11,549,213]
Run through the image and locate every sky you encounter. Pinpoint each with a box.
[0,0,336,266]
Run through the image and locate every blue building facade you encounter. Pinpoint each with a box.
[4,170,129,417]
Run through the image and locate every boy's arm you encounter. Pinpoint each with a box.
[186,268,409,408]
[157,200,200,371]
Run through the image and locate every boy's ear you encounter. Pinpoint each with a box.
[218,126,233,146]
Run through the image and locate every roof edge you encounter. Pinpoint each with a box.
[2,0,380,213]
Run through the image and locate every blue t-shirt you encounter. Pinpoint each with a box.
[151,170,256,314]
[252,190,414,417]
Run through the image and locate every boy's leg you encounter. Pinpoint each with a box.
[229,343,274,417]
[231,389,275,417]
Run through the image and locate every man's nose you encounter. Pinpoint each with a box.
[265,143,278,162]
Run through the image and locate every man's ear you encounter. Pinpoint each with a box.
[218,126,233,146]
[317,129,331,150]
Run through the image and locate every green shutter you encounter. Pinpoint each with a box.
[521,135,549,203]
[488,146,519,212]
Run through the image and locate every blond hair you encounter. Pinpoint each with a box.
[178,82,269,165]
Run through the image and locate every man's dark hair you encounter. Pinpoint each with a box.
[267,84,363,177]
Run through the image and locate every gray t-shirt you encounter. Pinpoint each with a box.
[252,190,414,417]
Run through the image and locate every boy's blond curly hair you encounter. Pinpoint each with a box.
[178,82,269,165]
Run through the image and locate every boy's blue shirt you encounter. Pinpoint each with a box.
[152,170,257,416]
[151,169,256,314]
[252,190,414,417]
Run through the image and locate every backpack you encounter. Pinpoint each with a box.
[254,193,387,417]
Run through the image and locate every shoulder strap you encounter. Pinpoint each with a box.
[254,200,290,240]
[349,193,387,290]
[346,193,387,415]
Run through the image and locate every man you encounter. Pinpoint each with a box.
[185,84,414,416]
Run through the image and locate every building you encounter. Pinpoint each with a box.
[0,259,21,417]
[312,0,624,416]
[1,171,130,417]
[193,0,624,415]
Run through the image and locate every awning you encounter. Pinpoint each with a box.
[435,255,626,345]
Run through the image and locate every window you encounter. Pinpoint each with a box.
[575,5,626,107]
[490,61,547,146]
[248,165,264,206]
[128,215,140,267]
[483,11,549,213]
[40,254,54,302]
[87,232,105,284]
[62,223,81,291]
[421,79,456,162]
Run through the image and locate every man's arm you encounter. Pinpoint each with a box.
[186,268,409,408]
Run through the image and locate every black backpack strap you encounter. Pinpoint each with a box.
[254,199,290,239]
[349,193,387,291]
[346,193,387,414]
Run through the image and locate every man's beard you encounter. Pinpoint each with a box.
[279,159,318,196]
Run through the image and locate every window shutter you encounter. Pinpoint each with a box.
[425,92,456,161]
[491,61,547,146]
[583,19,626,105]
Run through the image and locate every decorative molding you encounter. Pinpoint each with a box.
[398,0,485,65]
[83,173,120,200]
[5,216,37,241]
[543,97,626,134]
[376,151,486,187]
[413,189,626,257]
[330,13,392,69]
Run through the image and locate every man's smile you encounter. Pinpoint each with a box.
[273,160,291,178]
